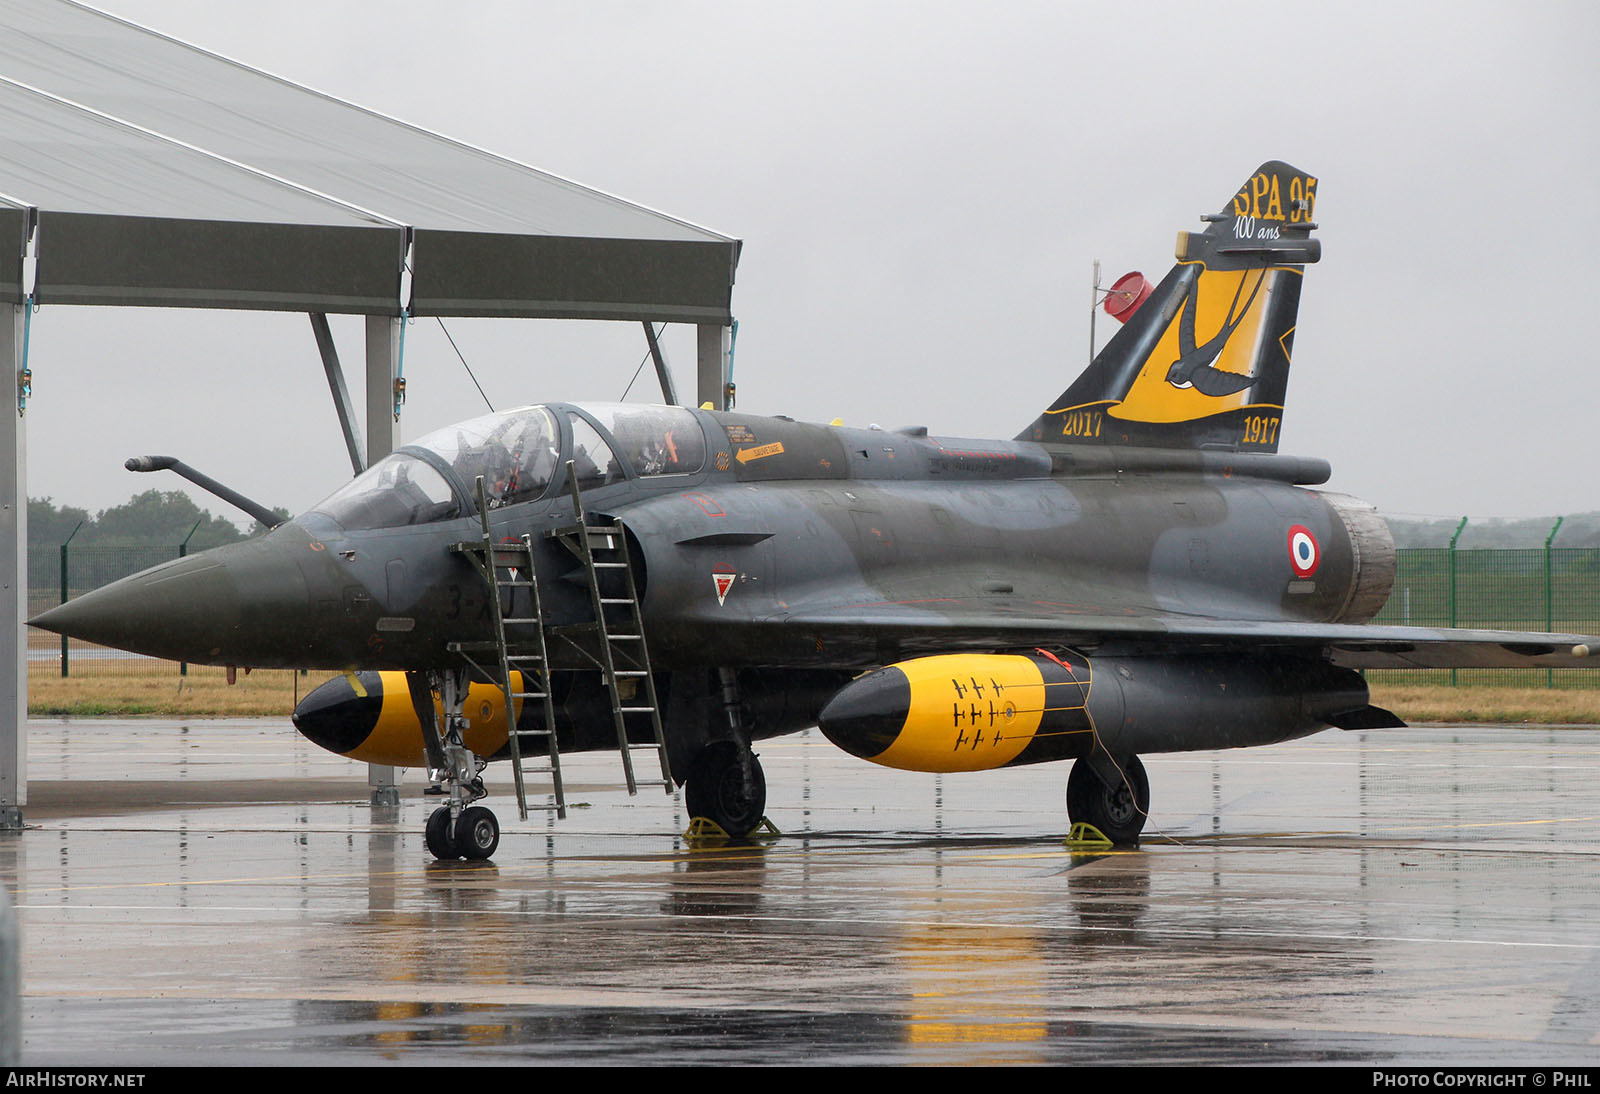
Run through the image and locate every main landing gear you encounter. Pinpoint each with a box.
[685,740,767,838]
[1066,753,1150,846]
[682,668,768,838]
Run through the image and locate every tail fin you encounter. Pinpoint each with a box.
[1020,161,1321,453]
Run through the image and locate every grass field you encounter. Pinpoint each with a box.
[24,660,1600,725]
[28,661,309,717]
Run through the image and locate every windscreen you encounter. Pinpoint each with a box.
[309,406,560,529]
[310,453,459,530]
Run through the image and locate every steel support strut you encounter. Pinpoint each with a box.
[438,667,484,815]
[309,313,366,476]
[716,666,758,799]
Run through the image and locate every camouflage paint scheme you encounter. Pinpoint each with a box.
[32,162,1600,844]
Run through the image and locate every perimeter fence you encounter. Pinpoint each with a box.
[28,542,177,677]
[22,540,1600,689]
[1370,547,1600,688]
[26,540,307,708]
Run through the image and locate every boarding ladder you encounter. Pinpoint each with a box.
[543,460,673,800]
[448,477,566,819]
[448,466,673,821]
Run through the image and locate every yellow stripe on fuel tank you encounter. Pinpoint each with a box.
[876,654,1049,772]
[339,672,519,767]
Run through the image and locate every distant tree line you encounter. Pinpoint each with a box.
[1383,512,1600,550]
[29,490,288,553]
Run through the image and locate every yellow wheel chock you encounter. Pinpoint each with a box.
[1065,822,1114,850]
[684,816,782,842]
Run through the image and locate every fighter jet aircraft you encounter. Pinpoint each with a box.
[32,161,1599,859]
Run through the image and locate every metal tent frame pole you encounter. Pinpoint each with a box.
[0,303,22,830]
[364,315,402,806]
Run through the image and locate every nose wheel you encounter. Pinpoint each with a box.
[426,805,501,861]
[453,805,500,859]
[424,805,457,859]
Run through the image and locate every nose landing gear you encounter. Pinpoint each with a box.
[416,668,500,862]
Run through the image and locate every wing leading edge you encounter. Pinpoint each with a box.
[767,601,1600,670]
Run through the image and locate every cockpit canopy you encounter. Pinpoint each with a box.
[307,403,706,532]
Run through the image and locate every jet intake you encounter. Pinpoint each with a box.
[817,651,1377,773]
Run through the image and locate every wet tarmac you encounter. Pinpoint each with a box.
[4,717,1600,1065]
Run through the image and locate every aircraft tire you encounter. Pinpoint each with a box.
[424,806,459,860]
[1067,754,1149,846]
[455,806,500,861]
[686,741,766,838]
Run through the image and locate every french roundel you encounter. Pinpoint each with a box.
[1287,525,1319,578]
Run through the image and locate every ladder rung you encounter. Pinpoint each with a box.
[463,472,668,830]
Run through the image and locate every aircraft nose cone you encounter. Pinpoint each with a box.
[29,529,316,666]
[30,552,241,662]
[816,667,911,761]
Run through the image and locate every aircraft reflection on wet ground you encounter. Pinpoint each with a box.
[7,718,1600,1066]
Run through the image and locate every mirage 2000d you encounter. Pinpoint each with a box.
[33,161,1600,859]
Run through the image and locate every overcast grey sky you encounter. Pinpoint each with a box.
[21,0,1600,526]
